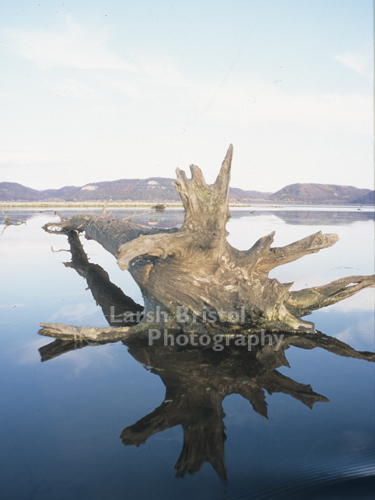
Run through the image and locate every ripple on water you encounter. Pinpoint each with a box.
[227,449,374,500]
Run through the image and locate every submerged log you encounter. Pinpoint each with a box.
[42,145,374,336]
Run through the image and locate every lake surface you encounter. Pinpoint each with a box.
[0,207,374,500]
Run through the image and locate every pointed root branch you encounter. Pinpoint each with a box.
[43,221,72,233]
[174,168,203,219]
[263,231,339,271]
[213,143,233,198]
[51,246,70,253]
[122,209,155,222]
[117,232,187,270]
[100,199,112,217]
[238,231,339,273]
[286,275,375,316]
[173,145,233,227]
[38,322,148,342]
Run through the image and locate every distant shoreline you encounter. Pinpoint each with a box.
[0,201,372,208]
[0,201,184,208]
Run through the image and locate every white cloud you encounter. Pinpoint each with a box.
[0,149,69,167]
[102,74,152,100]
[334,52,372,76]
[336,316,375,347]
[136,55,187,88]
[97,70,372,134]
[3,17,371,133]
[101,57,191,102]
[45,78,104,100]
[17,338,49,366]
[0,91,17,98]
[53,343,121,377]
[50,302,101,322]
[4,16,134,71]
[182,76,372,133]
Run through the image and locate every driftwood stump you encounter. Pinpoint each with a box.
[42,145,374,340]
[38,176,375,480]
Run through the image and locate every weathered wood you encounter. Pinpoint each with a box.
[38,322,153,342]
[286,275,375,316]
[43,215,178,257]
[42,145,375,335]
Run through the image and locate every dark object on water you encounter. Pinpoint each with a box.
[152,204,166,212]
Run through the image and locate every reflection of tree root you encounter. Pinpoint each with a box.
[1,209,26,234]
[117,331,373,481]
[51,247,70,253]
[38,324,375,482]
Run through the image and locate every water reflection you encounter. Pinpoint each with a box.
[268,210,374,226]
[63,230,144,325]
[2,206,373,233]
[0,209,27,235]
[229,209,375,225]
[39,327,374,482]
[38,229,375,482]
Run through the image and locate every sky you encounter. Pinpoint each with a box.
[0,0,373,193]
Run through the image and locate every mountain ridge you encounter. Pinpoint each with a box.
[0,179,373,205]
[269,183,372,204]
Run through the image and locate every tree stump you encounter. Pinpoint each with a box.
[42,145,374,338]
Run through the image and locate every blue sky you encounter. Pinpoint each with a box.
[0,0,373,192]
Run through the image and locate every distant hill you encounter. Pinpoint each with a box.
[229,187,272,203]
[0,178,270,203]
[353,190,375,205]
[0,182,43,201]
[0,178,372,205]
[269,183,372,204]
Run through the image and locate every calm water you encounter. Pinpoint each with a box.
[0,207,374,500]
